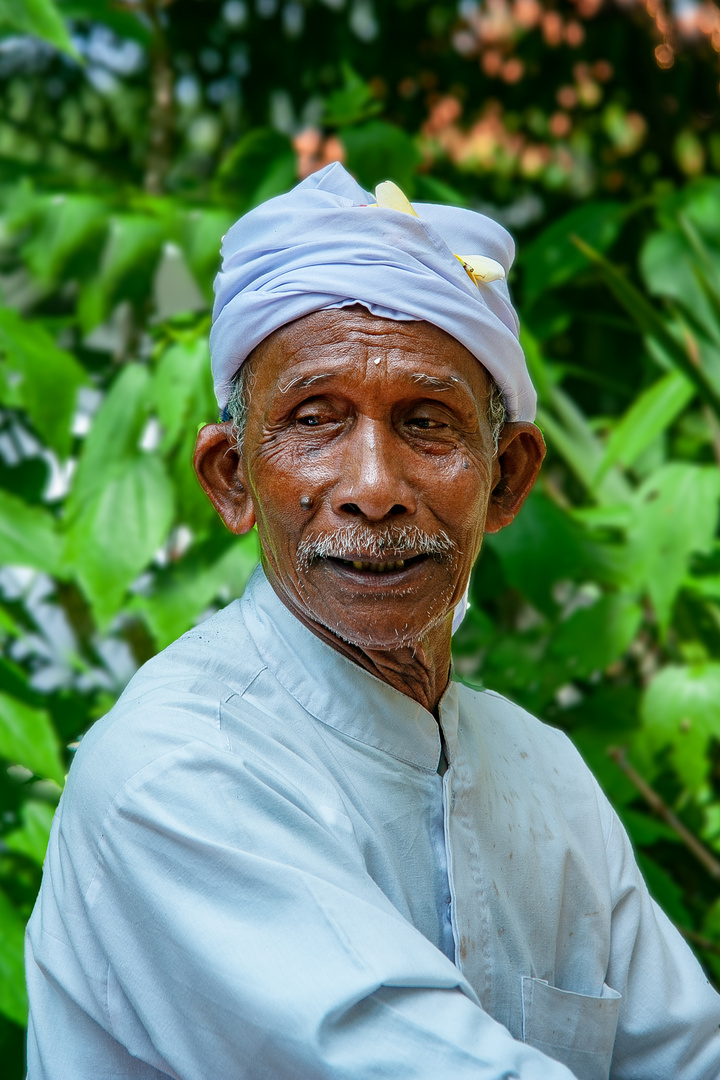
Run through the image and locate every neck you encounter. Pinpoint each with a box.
[266,575,453,716]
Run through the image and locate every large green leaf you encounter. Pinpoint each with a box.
[549,594,642,680]
[21,194,109,285]
[522,202,626,307]
[596,369,695,482]
[78,214,167,332]
[4,799,55,864]
[0,488,61,573]
[65,454,174,627]
[0,887,27,1025]
[487,490,605,614]
[57,0,152,44]
[628,463,720,630]
[0,308,87,457]
[0,692,64,784]
[0,0,76,57]
[153,337,214,452]
[641,662,720,788]
[66,363,150,517]
[181,209,233,299]
[133,532,259,648]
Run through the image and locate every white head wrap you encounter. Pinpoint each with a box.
[211,161,535,421]
[210,162,536,632]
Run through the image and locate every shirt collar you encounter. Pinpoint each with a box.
[240,566,457,772]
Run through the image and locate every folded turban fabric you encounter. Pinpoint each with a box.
[211,161,536,422]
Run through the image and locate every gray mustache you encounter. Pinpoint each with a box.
[296,524,457,571]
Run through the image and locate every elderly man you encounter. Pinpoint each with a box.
[26,163,720,1079]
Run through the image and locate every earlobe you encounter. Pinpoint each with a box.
[484,422,545,534]
[193,422,256,535]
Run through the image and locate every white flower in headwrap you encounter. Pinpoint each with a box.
[373,181,506,287]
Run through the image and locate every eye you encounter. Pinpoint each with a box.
[297,415,321,426]
[406,417,447,430]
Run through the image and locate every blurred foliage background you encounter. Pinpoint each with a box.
[1,0,720,1072]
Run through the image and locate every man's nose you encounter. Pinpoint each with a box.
[331,418,417,521]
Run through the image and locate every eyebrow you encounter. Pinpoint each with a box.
[278,373,334,394]
[410,373,464,392]
[279,370,472,396]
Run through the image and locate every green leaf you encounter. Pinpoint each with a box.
[322,63,383,127]
[0,887,27,1025]
[0,692,64,785]
[641,662,720,788]
[217,129,296,210]
[65,454,174,627]
[153,336,214,452]
[0,0,77,58]
[521,201,626,307]
[550,594,642,679]
[56,0,152,44]
[181,209,233,300]
[596,370,695,482]
[21,193,109,285]
[78,214,167,332]
[619,808,679,847]
[341,121,422,195]
[0,308,87,457]
[486,490,603,615]
[66,363,150,517]
[572,235,720,418]
[637,853,692,927]
[628,463,720,630]
[133,532,259,649]
[4,799,55,864]
[0,488,61,574]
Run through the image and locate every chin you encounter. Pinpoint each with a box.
[308,598,455,651]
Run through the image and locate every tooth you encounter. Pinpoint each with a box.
[353,561,363,570]
[377,562,386,572]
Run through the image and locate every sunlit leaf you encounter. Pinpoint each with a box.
[0,0,77,58]
[0,489,61,574]
[641,662,720,788]
[0,692,64,785]
[65,454,174,627]
[628,464,720,630]
[596,370,694,482]
[153,336,214,452]
[4,799,55,864]
[66,363,150,517]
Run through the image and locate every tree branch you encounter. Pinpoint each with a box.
[608,745,720,880]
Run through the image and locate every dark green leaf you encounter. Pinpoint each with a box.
[0,888,27,1025]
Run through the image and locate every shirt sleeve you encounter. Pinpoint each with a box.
[56,734,580,1080]
[593,780,720,1079]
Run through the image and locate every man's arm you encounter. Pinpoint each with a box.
[594,780,720,1079]
[28,734,578,1080]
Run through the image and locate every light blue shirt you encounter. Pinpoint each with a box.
[27,567,720,1079]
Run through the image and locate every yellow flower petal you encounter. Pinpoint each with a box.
[456,254,506,283]
[374,180,419,217]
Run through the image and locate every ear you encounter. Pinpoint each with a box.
[484,422,545,534]
[193,422,256,535]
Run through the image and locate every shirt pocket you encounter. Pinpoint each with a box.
[521,976,621,1080]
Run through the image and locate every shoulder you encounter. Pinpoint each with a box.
[455,681,608,830]
[59,601,269,837]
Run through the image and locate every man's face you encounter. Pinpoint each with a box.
[231,308,505,648]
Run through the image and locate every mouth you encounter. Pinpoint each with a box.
[326,554,428,575]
